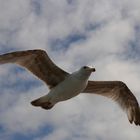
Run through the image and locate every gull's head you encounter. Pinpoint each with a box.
[74,66,96,80]
[81,66,96,73]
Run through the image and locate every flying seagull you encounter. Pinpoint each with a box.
[0,49,140,125]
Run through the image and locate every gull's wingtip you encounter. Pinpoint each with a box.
[127,107,140,126]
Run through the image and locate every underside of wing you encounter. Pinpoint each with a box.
[0,49,69,88]
[83,81,140,125]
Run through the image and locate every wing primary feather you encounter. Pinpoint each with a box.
[83,81,140,125]
[0,49,69,88]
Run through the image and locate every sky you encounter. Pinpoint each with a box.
[0,0,140,140]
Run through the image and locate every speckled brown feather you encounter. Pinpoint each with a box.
[83,81,140,125]
[0,49,69,88]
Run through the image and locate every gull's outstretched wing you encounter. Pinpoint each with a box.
[0,49,69,88]
[83,81,140,125]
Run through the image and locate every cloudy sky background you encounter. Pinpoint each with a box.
[0,0,140,139]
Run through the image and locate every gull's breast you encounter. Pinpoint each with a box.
[48,75,87,103]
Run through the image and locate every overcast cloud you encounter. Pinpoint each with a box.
[0,0,140,140]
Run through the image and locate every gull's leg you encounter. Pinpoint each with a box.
[41,102,54,110]
[30,94,55,110]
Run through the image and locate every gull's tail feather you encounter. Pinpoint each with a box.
[31,96,54,110]
[31,98,42,106]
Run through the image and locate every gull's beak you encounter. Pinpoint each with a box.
[89,67,96,72]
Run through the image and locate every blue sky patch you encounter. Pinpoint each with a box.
[67,0,75,5]
[0,66,42,93]
[50,34,86,51]
[31,0,42,16]
[123,25,140,61]
[7,124,54,140]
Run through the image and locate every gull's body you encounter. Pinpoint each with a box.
[37,70,89,109]
[0,49,140,125]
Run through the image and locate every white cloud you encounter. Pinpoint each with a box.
[0,0,140,140]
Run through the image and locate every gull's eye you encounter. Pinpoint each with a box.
[83,66,87,69]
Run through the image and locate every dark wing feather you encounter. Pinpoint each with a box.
[0,49,69,88]
[83,81,140,125]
